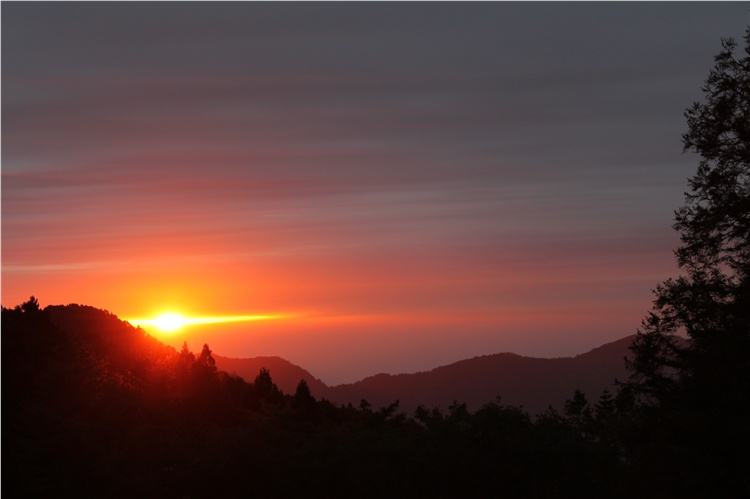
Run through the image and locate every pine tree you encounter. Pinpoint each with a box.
[564,389,593,437]
[180,341,193,358]
[594,390,615,422]
[197,344,216,372]
[254,368,282,402]
[293,379,315,410]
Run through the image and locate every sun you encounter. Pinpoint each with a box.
[151,312,187,332]
[126,310,288,333]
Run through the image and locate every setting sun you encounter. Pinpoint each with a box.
[151,312,187,332]
[127,311,287,333]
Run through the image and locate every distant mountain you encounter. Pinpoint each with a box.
[34,301,632,415]
[218,336,634,414]
[214,355,328,396]
[324,336,633,414]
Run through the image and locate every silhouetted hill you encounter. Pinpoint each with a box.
[38,302,634,414]
[214,354,327,396]
[1,299,709,498]
[324,336,632,414]
[217,336,633,414]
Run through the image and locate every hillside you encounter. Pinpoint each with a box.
[21,301,634,415]
[218,336,633,414]
[325,336,632,413]
[0,299,707,498]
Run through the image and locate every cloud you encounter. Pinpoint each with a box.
[2,2,746,380]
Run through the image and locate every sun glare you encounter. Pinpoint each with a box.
[151,312,187,332]
[127,311,286,333]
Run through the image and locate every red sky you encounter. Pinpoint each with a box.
[2,3,744,383]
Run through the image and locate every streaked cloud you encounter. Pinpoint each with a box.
[2,3,746,382]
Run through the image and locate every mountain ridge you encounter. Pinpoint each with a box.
[215,335,634,414]
[36,302,633,414]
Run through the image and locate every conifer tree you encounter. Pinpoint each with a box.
[629,29,750,405]
[626,28,750,497]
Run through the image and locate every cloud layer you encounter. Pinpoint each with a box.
[3,3,747,382]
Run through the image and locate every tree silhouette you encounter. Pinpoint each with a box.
[564,389,592,436]
[294,378,311,400]
[626,28,750,497]
[630,30,750,401]
[18,296,40,314]
[594,389,615,422]
[197,344,217,372]
[254,367,282,402]
[629,29,750,406]
[179,341,194,361]
[293,379,316,410]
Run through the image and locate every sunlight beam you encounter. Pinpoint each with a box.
[127,312,286,333]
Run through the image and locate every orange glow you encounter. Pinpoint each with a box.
[127,311,287,334]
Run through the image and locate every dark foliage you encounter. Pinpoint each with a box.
[625,28,750,498]
[3,302,633,498]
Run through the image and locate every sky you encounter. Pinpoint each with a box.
[3,3,749,384]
